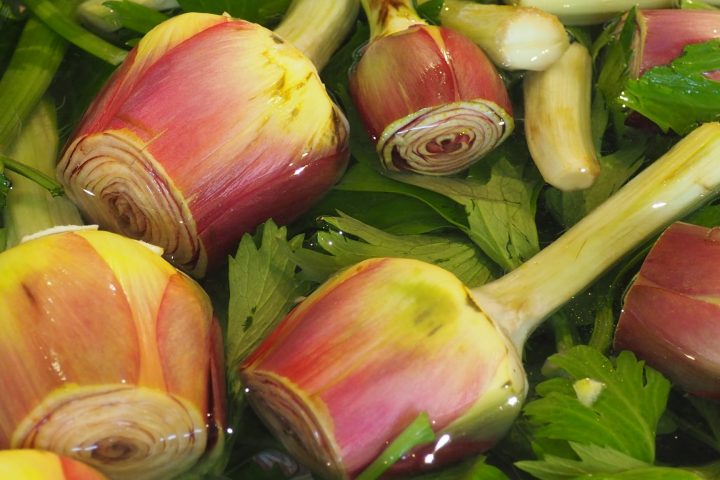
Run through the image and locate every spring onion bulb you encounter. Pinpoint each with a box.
[504,0,673,25]
[436,0,569,71]
[523,42,600,190]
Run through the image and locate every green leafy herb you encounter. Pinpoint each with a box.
[296,213,497,287]
[225,221,309,373]
[595,9,636,139]
[519,346,671,478]
[410,456,510,480]
[624,39,720,135]
[415,0,443,24]
[389,140,542,272]
[102,1,168,34]
[296,189,454,236]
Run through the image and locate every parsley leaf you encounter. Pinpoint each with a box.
[225,221,309,372]
[389,141,542,272]
[296,213,497,287]
[624,39,720,135]
[519,346,671,477]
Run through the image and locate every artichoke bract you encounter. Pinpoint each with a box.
[349,0,513,176]
[0,228,225,480]
[0,449,108,479]
[615,222,720,398]
[58,12,349,277]
[239,123,720,478]
[240,258,525,478]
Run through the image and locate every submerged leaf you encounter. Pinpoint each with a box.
[524,346,671,464]
[226,221,309,371]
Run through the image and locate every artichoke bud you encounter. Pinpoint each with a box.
[615,222,720,398]
[0,229,226,480]
[349,0,513,176]
[58,12,350,277]
[0,449,109,479]
[240,258,525,479]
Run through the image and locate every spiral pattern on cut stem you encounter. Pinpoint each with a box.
[378,100,513,176]
[57,130,206,276]
[12,385,208,480]
[243,373,345,479]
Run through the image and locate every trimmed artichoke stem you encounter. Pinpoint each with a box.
[12,385,209,480]
[360,0,426,40]
[274,0,359,70]
[379,101,513,176]
[472,122,720,351]
[57,131,205,275]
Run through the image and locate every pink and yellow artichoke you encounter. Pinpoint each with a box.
[615,221,720,398]
[349,0,513,175]
[58,12,349,277]
[0,228,225,479]
[240,258,525,479]
[0,449,108,480]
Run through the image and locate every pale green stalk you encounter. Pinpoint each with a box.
[505,0,673,25]
[275,0,359,70]
[471,123,720,350]
[4,100,83,249]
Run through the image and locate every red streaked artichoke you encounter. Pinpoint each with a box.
[0,228,225,480]
[240,258,526,479]
[615,221,720,398]
[57,12,349,277]
[239,123,720,479]
[349,0,513,176]
[0,449,108,480]
[631,9,720,80]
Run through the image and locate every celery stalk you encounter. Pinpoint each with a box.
[3,100,83,249]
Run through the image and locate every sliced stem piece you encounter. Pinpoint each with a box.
[274,0,359,70]
[523,42,599,191]
[472,122,720,350]
[505,0,673,25]
[438,0,569,71]
[23,0,128,65]
[3,100,82,249]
